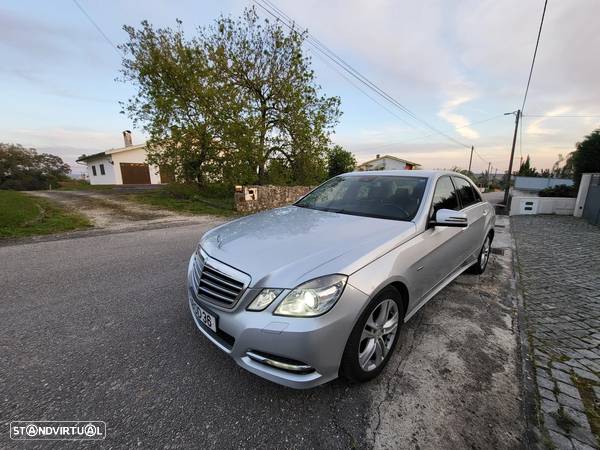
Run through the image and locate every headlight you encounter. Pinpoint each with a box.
[274,274,347,317]
[247,289,283,311]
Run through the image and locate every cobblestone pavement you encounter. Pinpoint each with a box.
[512,216,600,449]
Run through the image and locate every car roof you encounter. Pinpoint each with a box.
[341,170,465,179]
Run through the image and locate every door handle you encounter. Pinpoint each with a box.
[483,209,489,216]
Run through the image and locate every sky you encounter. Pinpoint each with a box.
[2,0,599,175]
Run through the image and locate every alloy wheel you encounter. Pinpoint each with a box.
[481,236,491,270]
[358,299,399,372]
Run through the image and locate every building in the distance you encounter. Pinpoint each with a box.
[76,131,173,185]
[355,154,421,172]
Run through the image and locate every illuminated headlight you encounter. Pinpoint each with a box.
[274,274,347,317]
[247,289,283,311]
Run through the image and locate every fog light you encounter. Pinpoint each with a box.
[246,351,314,374]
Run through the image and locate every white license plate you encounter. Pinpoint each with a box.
[191,302,217,333]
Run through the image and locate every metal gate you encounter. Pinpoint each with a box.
[583,174,600,226]
[120,163,151,184]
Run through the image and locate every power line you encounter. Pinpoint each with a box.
[511,0,548,188]
[523,114,600,118]
[253,0,471,149]
[72,0,122,57]
[363,114,505,151]
[308,48,416,129]
[521,0,548,114]
[473,148,490,164]
[255,1,419,128]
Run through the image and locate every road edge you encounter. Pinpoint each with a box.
[0,218,225,248]
[510,218,543,449]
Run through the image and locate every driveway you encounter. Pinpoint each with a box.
[27,190,216,231]
[1,217,524,448]
[513,216,600,449]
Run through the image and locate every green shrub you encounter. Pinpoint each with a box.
[162,183,232,200]
[162,183,201,199]
[538,184,577,198]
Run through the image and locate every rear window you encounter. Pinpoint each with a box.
[452,177,480,208]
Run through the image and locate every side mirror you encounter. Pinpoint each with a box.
[430,209,468,227]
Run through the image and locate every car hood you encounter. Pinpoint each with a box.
[200,206,416,288]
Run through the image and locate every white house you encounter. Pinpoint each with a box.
[77,131,173,185]
[356,154,421,171]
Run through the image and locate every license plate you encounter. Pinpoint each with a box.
[191,302,217,333]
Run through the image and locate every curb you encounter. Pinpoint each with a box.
[509,219,543,449]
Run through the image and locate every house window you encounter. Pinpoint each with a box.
[99,164,105,175]
[91,165,97,176]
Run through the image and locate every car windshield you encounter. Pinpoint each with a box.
[295,175,428,221]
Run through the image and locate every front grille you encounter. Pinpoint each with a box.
[192,252,248,308]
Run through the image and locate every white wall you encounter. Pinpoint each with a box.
[86,156,116,185]
[509,196,576,216]
[109,147,161,184]
[383,158,410,170]
[360,158,414,171]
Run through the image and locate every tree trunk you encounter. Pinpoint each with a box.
[258,163,266,185]
[257,103,268,185]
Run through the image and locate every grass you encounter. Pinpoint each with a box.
[57,180,114,191]
[0,190,91,238]
[58,181,237,216]
[127,184,237,217]
[552,407,579,433]
[572,375,600,445]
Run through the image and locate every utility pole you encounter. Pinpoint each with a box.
[503,109,521,207]
[487,162,491,188]
[468,146,474,173]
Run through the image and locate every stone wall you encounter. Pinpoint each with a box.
[234,185,313,213]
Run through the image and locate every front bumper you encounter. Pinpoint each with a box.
[186,255,369,389]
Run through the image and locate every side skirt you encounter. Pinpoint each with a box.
[404,257,475,323]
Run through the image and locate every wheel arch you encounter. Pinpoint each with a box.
[387,281,409,317]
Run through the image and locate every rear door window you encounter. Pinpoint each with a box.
[452,177,480,209]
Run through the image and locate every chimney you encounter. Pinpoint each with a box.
[123,130,133,147]
[376,154,380,159]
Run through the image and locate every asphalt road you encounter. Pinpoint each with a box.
[482,190,505,206]
[1,219,525,449]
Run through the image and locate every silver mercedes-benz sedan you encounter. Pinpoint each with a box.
[187,170,495,388]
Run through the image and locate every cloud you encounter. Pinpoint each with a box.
[5,127,119,149]
[276,0,464,94]
[2,0,599,174]
[437,94,480,140]
[526,106,571,135]
[0,8,91,59]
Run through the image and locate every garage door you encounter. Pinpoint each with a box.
[120,163,151,184]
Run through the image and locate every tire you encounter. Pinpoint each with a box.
[467,232,492,275]
[340,286,405,382]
